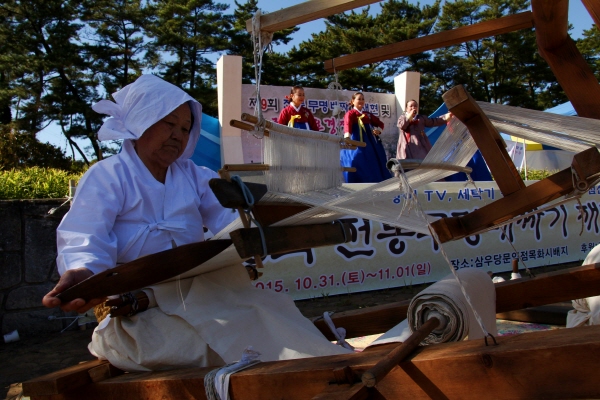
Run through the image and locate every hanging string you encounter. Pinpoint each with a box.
[251,10,273,141]
[393,162,494,340]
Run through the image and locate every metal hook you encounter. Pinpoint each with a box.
[484,333,498,346]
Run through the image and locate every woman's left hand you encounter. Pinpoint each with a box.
[372,128,382,136]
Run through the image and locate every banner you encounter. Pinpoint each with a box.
[240,85,398,163]
[249,181,600,300]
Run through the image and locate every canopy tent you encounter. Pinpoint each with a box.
[426,104,492,181]
[190,113,222,172]
[504,101,577,172]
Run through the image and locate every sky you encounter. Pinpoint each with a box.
[38,0,596,159]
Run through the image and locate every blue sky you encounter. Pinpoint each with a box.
[38,0,597,158]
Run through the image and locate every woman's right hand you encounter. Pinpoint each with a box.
[42,268,106,313]
[405,110,416,121]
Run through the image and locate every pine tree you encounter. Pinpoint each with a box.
[426,0,566,111]
[1,0,103,163]
[226,0,298,86]
[80,0,154,93]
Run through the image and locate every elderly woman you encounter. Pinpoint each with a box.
[43,75,349,372]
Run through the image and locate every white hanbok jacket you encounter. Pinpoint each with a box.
[57,140,236,274]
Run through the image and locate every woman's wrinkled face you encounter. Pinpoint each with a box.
[352,93,365,111]
[136,103,192,170]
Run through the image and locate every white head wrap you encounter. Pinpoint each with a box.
[92,75,203,160]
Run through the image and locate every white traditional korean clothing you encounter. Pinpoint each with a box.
[56,75,350,372]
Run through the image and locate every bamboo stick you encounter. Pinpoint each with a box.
[223,163,356,173]
[361,316,440,388]
[230,120,358,150]
[238,114,366,148]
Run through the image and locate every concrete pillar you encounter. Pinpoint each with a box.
[394,71,421,115]
[217,55,244,166]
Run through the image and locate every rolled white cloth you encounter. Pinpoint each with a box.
[566,296,600,328]
[370,268,497,346]
[566,244,600,328]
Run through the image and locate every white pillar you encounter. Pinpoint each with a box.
[394,71,421,115]
[217,55,244,166]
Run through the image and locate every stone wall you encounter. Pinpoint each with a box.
[0,199,80,337]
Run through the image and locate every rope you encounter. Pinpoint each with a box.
[204,347,261,400]
[231,175,267,257]
[322,311,354,351]
[251,10,273,140]
[393,165,495,340]
[465,178,535,278]
[231,175,255,208]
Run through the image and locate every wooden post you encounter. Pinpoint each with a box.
[532,0,600,119]
[323,12,533,72]
[245,0,380,33]
[442,85,525,196]
[361,316,440,388]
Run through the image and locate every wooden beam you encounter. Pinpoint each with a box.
[430,146,600,243]
[23,360,108,396]
[532,0,600,119]
[313,299,410,341]
[442,85,525,196]
[27,326,600,399]
[230,222,352,258]
[56,239,232,303]
[315,263,600,340]
[245,0,380,33]
[208,178,268,209]
[581,0,600,28]
[495,303,570,326]
[494,263,600,312]
[531,0,569,48]
[324,12,533,72]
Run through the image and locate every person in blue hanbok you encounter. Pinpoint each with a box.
[340,92,392,183]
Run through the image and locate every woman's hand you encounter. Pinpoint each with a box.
[42,268,106,313]
[443,112,453,122]
[405,109,417,122]
[372,128,382,136]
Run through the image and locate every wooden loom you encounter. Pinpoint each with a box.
[24,0,600,399]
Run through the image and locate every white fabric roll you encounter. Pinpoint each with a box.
[566,244,600,328]
[370,268,497,347]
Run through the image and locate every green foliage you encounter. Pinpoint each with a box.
[423,0,566,113]
[0,124,73,170]
[577,25,600,81]
[0,167,83,199]
[519,168,555,181]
